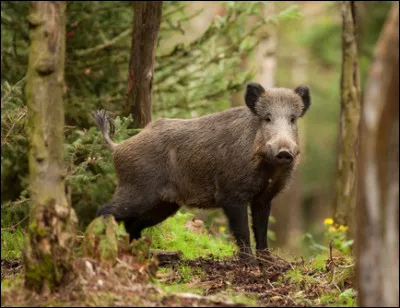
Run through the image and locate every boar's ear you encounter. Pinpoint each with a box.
[294,85,311,117]
[245,82,266,114]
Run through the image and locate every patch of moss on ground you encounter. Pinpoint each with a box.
[158,282,204,295]
[143,211,236,259]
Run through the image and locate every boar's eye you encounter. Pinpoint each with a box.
[266,115,272,123]
[290,116,296,123]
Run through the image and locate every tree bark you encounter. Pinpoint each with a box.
[356,5,399,307]
[23,1,77,294]
[334,1,361,231]
[125,1,163,128]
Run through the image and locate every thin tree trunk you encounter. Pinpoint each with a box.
[334,1,361,231]
[125,1,163,128]
[23,1,77,294]
[356,5,399,307]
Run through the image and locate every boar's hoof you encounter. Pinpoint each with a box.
[256,249,273,267]
[237,252,258,269]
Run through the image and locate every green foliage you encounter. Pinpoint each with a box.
[1,228,25,260]
[269,4,303,25]
[174,264,204,283]
[320,288,356,307]
[2,1,277,124]
[1,79,28,204]
[302,222,353,256]
[64,114,137,228]
[143,211,236,260]
[338,288,356,306]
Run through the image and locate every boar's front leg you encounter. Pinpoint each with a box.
[222,203,255,265]
[250,198,272,260]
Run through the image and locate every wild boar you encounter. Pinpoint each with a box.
[95,82,311,264]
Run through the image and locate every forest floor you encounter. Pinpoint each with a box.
[1,214,356,307]
[1,248,355,307]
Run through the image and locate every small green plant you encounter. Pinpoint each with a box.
[338,288,356,306]
[303,218,353,255]
[285,268,304,283]
[176,264,194,283]
[323,218,353,255]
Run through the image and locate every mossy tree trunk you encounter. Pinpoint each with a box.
[356,5,399,307]
[23,1,77,294]
[125,1,163,128]
[334,1,361,231]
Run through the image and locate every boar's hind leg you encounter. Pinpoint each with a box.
[250,197,272,259]
[125,201,180,242]
[222,203,254,262]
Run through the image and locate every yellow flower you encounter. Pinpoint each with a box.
[219,226,226,232]
[338,225,348,232]
[324,218,334,225]
[329,226,337,232]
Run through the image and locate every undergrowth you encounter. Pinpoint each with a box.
[1,229,24,260]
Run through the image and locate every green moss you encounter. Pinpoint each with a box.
[225,292,258,306]
[24,250,64,292]
[158,282,204,295]
[143,211,236,260]
[312,252,329,271]
[176,264,194,283]
[1,273,23,290]
[28,219,49,237]
[82,216,119,265]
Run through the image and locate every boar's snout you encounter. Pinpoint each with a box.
[275,150,294,165]
[266,141,299,165]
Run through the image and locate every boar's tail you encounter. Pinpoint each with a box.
[93,110,118,150]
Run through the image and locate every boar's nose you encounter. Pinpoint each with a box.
[276,150,293,164]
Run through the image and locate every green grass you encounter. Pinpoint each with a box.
[1,228,25,260]
[224,292,258,306]
[158,282,204,295]
[143,211,236,259]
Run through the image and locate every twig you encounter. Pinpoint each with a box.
[74,28,131,57]
[1,76,26,104]
[2,107,27,145]
[1,215,29,231]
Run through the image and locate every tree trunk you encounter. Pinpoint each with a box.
[356,5,399,307]
[334,1,361,231]
[23,1,77,294]
[125,1,163,128]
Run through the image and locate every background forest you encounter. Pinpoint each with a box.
[1,1,398,307]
